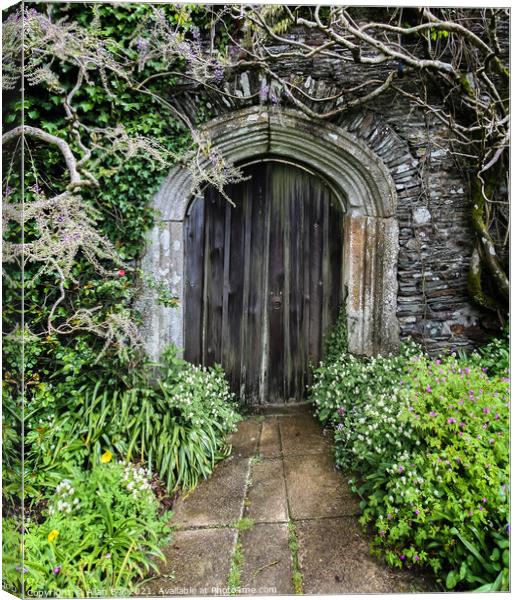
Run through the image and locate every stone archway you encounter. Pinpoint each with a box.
[139,107,400,361]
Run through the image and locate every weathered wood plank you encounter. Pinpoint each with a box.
[184,196,205,363]
[308,182,323,364]
[226,182,245,393]
[268,163,286,404]
[204,188,226,366]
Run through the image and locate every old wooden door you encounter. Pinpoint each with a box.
[184,161,343,404]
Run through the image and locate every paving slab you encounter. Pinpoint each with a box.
[296,517,418,594]
[278,414,332,455]
[141,527,237,596]
[284,453,360,519]
[258,418,282,458]
[172,458,250,528]
[240,523,294,595]
[230,419,261,458]
[245,458,288,523]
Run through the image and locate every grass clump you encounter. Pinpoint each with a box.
[287,521,303,594]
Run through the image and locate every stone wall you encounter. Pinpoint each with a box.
[151,31,502,356]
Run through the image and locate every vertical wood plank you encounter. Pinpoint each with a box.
[308,181,323,364]
[246,164,268,404]
[225,182,246,395]
[268,163,286,404]
[204,188,225,367]
[321,186,331,353]
[184,196,205,364]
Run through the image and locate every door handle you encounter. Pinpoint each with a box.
[271,295,282,310]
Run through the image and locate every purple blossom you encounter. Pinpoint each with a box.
[414,509,420,516]
[53,565,61,575]
[429,411,437,417]
[483,407,490,414]
[105,553,111,559]
[399,465,405,472]
[336,423,344,431]
[337,407,345,416]
[435,359,441,365]
[259,84,270,102]
[136,37,148,51]
[191,26,200,41]
[387,513,393,520]
[400,555,406,561]
[447,417,456,424]
[482,497,487,503]
[414,555,420,561]
[212,64,224,83]
[379,530,386,537]
[15,565,28,573]
[426,385,432,393]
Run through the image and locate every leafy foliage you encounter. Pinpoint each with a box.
[3,461,171,597]
[20,346,240,500]
[311,329,510,591]
[461,327,509,378]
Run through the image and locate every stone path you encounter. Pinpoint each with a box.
[141,405,427,596]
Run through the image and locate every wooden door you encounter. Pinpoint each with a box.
[184,161,343,404]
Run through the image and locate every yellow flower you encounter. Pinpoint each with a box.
[48,529,59,543]
[100,450,113,464]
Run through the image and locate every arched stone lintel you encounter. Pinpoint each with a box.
[141,106,400,361]
[155,107,396,222]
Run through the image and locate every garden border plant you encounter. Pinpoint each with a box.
[310,309,509,591]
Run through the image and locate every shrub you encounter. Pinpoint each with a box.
[24,345,241,499]
[311,334,510,591]
[462,327,509,378]
[3,461,171,597]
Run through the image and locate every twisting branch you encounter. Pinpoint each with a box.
[2,125,93,189]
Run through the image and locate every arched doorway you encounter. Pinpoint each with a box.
[139,107,400,371]
[184,161,343,404]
